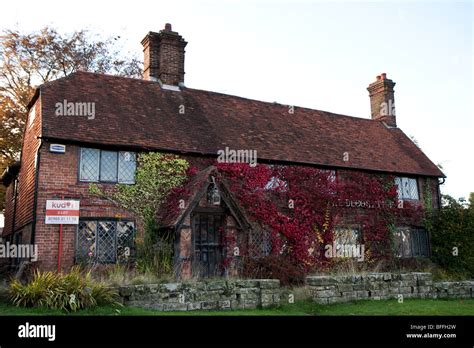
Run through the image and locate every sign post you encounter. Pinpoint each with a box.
[45,200,80,272]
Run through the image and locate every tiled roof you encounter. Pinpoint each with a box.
[38,71,444,177]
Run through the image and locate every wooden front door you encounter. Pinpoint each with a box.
[192,212,225,277]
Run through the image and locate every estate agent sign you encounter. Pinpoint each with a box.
[45,200,80,224]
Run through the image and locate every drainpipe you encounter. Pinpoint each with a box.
[437,177,445,210]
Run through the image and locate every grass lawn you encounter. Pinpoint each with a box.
[0,298,473,316]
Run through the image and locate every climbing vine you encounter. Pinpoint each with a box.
[215,162,425,271]
[89,152,190,274]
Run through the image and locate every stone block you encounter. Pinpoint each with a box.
[306,276,336,286]
[187,302,202,311]
[413,272,432,282]
[400,273,417,281]
[355,290,369,298]
[313,298,329,304]
[337,284,354,292]
[313,290,337,298]
[230,300,244,309]
[244,300,258,309]
[417,286,431,294]
[218,300,231,309]
[353,284,367,291]
[258,279,280,289]
[207,281,226,291]
[201,301,218,310]
[163,303,188,311]
[162,283,180,292]
[235,280,259,288]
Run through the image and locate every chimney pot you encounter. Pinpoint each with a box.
[165,23,172,31]
[381,73,387,79]
[376,75,381,81]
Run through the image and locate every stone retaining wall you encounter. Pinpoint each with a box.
[306,273,474,304]
[115,274,473,311]
[117,279,280,311]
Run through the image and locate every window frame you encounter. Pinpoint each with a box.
[393,226,430,258]
[75,218,136,265]
[394,176,419,201]
[99,150,119,183]
[79,147,136,184]
[79,148,100,182]
[333,225,362,246]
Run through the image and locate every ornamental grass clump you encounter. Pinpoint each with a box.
[9,267,120,311]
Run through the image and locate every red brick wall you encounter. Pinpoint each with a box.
[26,138,441,272]
[2,98,42,237]
[2,183,15,236]
[34,142,137,271]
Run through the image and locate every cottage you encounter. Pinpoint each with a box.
[1,24,445,278]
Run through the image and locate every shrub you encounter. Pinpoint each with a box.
[429,195,474,279]
[9,267,120,311]
[242,255,306,286]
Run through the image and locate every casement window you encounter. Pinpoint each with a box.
[79,148,136,184]
[334,226,361,245]
[76,220,135,264]
[248,229,272,258]
[394,177,419,200]
[393,227,430,258]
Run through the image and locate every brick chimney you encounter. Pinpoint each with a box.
[141,23,187,87]
[367,73,397,127]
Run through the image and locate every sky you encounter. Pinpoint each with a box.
[0,0,472,201]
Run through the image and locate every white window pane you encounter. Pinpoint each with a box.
[395,177,419,200]
[408,178,419,200]
[118,151,136,184]
[335,227,359,245]
[100,151,118,182]
[80,148,99,182]
[97,221,116,263]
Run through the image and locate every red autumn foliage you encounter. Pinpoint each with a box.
[214,162,425,270]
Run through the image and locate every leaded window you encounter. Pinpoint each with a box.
[80,148,100,182]
[334,226,361,245]
[248,229,272,258]
[76,220,135,264]
[118,151,136,184]
[394,177,419,200]
[100,151,118,182]
[79,148,136,184]
[393,227,429,257]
